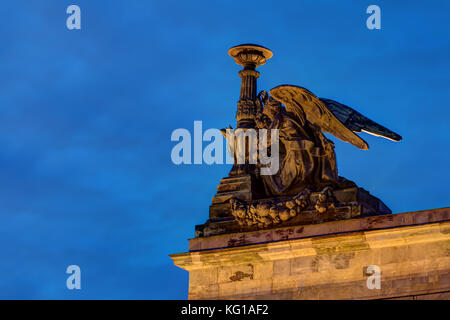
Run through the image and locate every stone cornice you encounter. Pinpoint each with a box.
[170,213,450,271]
[189,207,450,251]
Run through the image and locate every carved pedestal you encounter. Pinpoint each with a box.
[200,187,390,238]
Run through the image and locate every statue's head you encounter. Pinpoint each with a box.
[256,91,283,126]
[263,97,283,120]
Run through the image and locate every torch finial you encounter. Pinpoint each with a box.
[228,44,273,69]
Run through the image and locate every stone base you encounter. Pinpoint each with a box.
[210,174,266,220]
[198,187,390,238]
[171,207,450,300]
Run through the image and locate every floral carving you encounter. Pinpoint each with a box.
[315,186,336,213]
[230,189,312,228]
[230,187,341,229]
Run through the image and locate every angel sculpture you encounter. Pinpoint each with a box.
[255,85,401,196]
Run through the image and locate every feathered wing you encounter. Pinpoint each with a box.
[269,85,369,150]
[320,98,402,142]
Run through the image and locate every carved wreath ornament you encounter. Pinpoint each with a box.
[230,187,336,228]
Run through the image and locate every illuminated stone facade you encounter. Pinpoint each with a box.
[171,208,450,300]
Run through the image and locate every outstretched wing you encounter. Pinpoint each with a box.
[270,85,369,150]
[320,98,402,142]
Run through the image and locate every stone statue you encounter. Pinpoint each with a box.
[255,85,401,196]
[199,44,402,236]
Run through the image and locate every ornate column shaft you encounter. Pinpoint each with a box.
[228,44,273,128]
[239,69,259,101]
[208,45,274,220]
[236,69,260,128]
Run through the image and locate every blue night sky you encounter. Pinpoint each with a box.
[0,1,449,299]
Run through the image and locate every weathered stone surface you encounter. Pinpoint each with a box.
[171,207,450,300]
[191,207,449,251]
[201,187,390,237]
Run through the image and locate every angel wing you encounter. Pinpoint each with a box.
[269,85,369,150]
[319,98,402,142]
